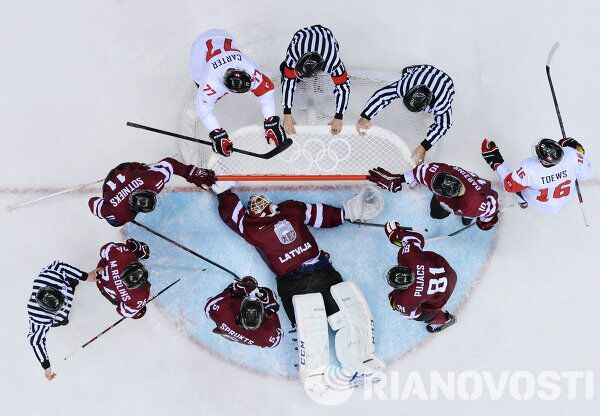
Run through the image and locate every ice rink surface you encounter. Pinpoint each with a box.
[1,1,599,415]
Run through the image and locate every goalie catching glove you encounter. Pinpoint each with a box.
[210,128,233,157]
[264,116,288,147]
[185,165,216,189]
[367,167,405,193]
[343,185,384,222]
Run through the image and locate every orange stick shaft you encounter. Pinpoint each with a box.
[216,174,369,181]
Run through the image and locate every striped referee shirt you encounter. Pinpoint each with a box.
[360,65,455,150]
[281,25,350,119]
[27,261,87,369]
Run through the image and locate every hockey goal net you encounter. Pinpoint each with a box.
[179,69,433,180]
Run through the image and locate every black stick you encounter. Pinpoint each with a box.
[545,42,588,226]
[346,220,428,233]
[64,269,203,359]
[126,122,293,160]
[131,220,240,280]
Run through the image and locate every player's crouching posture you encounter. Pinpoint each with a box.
[89,157,215,227]
[482,138,592,213]
[205,276,283,348]
[356,65,454,164]
[27,261,99,381]
[189,29,287,156]
[280,25,350,135]
[384,221,457,333]
[368,162,499,229]
[96,239,151,319]
[213,182,385,392]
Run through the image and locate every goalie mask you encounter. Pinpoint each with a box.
[223,68,252,93]
[432,172,463,199]
[533,138,563,167]
[121,262,149,289]
[248,194,278,217]
[403,85,433,112]
[129,189,157,213]
[35,286,65,313]
[385,265,415,290]
[238,296,264,331]
[296,52,324,78]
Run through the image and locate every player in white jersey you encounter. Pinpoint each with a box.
[482,137,592,214]
[188,29,287,156]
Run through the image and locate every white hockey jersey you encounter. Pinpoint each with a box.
[188,29,276,132]
[500,147,592,214]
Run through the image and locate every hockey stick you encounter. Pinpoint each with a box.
[131,220,240,280]
[127,122,293,160]
[426,204,515,243]
[64,268,205,360]
[546,42,589,227]
[6,155,177,212]
[346,220,428,233]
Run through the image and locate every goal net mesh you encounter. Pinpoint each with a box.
[179,69,434,178]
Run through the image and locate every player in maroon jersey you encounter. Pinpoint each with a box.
[384,221,457,333]
[96,239,151,319]
[214,183,367,325]
[368,162,499,229]
[88,157,216,227]
[205,276,283,348]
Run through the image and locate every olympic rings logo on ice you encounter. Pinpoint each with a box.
[280,137,353,173]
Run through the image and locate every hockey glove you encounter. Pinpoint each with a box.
[559,137,585,154]
[126,238,150,259]
[231,276,258,297]
[367,167,405,193]
[481,139,504,171]
[210,128,233,157]
[384,220,404,247]
[256,287,280,314]
[264,116,288,147]
[476,213,498,231]
[186,165,216,190]
[132,306,147,320]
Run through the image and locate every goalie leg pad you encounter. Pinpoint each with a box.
[292,293,331,389]
[328,282,386,374]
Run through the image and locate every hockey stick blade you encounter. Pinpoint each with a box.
[127,122,293,160]
[546,42,560,67]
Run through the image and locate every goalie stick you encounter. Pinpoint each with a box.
[127,122,293,160]
[64,268,205,360]
[545,42,589,227]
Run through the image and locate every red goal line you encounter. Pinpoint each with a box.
[216,174,369,181]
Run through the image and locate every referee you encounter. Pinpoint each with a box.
[27,260,98,381]
[280,24,350,135]
[356,65,455,164]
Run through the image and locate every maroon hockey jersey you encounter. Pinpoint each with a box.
[96,240,151,318]
[388,230,457,319]
[205,284,283,348]
[405,162,499,221]
[88,158,191,226]
[218,190,344,277]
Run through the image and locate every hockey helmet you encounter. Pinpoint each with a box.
[238,296,265,331]
[432,172,463,199]
[533,138,564,167]
[121,262,149,290]
[223,68,252,93]
[403,85,433,112]
[248,194,278,217]
[385,265,415,290]
[129,189,157,213]
[35,285,65,313]
[296,52,325,78]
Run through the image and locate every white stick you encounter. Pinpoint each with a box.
[6,155,178,212]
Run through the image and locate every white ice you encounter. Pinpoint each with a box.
[1,1,599,415]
